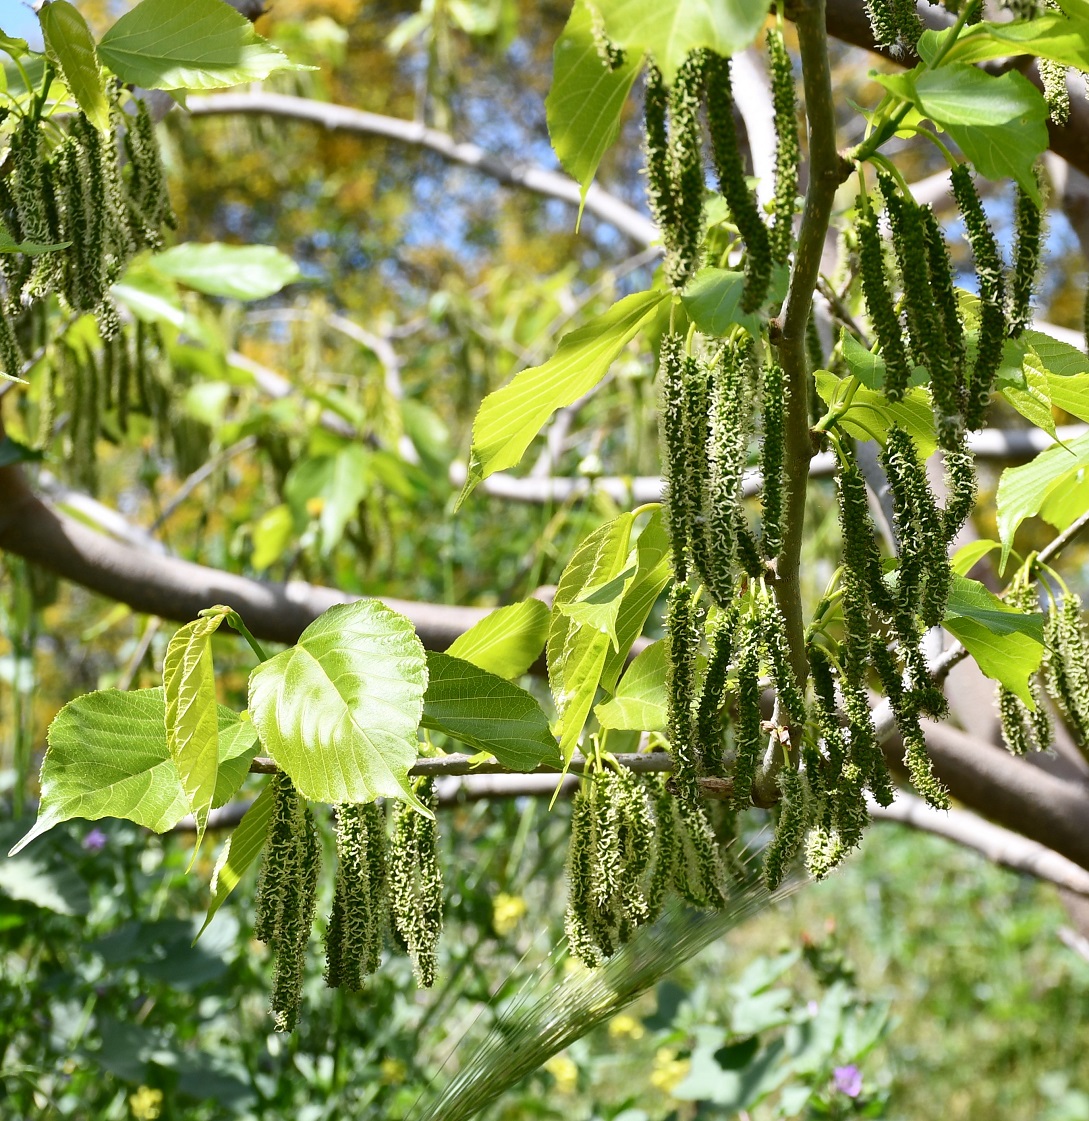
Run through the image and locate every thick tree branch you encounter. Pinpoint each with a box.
[185,92,658,249]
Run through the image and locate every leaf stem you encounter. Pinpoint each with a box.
[226,610,269,663]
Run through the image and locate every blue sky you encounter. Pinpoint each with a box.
[1,0,44,50]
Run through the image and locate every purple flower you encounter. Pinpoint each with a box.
[82,828,108,853]
[833,1065,863,1098]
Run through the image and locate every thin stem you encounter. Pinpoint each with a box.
[225,610,269,663]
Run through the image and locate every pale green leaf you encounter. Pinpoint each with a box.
[996,431,1089,568]
[195,779,274,940]
[98,0,307,90]
[547,0,641,206]
[0,218,69,256]
[680,269,764,337]
[595,639,668,730]
[0,33,30,59]
[421,652,559,771]
[951,538,999,576]
[944,575,1044,704]
[998,347,1056,437]
[459,290,664,504]
[814,371,936,457]
[251,503,295,571]
[163,614,225,849]
[921,15,1089,71]
[548,513,636,761]
[150,242,300,301]
[1018,330,1089,424]
[0,827,90,916]
[248,600,429,810]
[556,564,637,648]
[284,446,368,556]
[445,599,550,680]
[9,689,258,855]
[595,0,768,84]
[39,1,110,132]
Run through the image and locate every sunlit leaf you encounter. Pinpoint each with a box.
[39,1,109,131]
[595,639,667,730]
[446,599,550,680]
[150,243,300,301]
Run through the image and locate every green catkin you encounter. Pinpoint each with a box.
[1045,595,1089,751]
[731,617,764,810]
[685,356,715,591]
[941,439,977,543]
[919,204,968,426]
[1009,176,1044,338]
[758,595,807,726]
[863,0,900,50]
[666,582,701,798]
[665,51,707,291]
[808,645,847,783]
[998,686,1033,756]
[659,332,691,580]
[564,784,601,967]
[252,772,303,944]
[806,311,824,375]
[695,608,737,776]
[705,341,746,599]
[388,786,444,986]
[705,52,772,312]
[0,301,22,378]
[116,330,132,433]
[763,765,809,889]
[326,802,388,990]
[890,0,924,49]
[997,582,1052,754]
[588,774,622,956]
[856,202,911,402]
[766,27,799,266]
[270,805,320,1034]
[615,771,654,938]
[672,795,727,909]
[843,671,894,806]
[589,6,626,69]
[644,64,677,268]
[760,361,786,561]
[950,164,1007,429]
[646,774,676,923]
[72,115,109,308]
[836,443,893,621]
[1040,58,1071,125]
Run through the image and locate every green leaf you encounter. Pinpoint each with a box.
[421,652,559,771]
[998,346,1056,437]
[595,0,769,84]
[0,33,30,59]
[556,564,638,648]
[283,446,368,556]
[951,538,999,576]
[195,780,274,940]
[98,0,307,91]
[248,600,429,810]
[922,14,1089,71]
[149,242,300,300]
[0,217,69,256]
[459,290,664,504]
[163,613,225,851]
[445,599,550,680]
[548,513,636,762]
[680,269,764,337]
[0,830,90,916]
[600,508,671,692]
[875,65,1047,203]
[944,575,1044,704]
[838,329,928,393]
[996,430,1089,569]
[546,0,641,206]
[595,639,668,730]
[39,1,110,132]
[814,371,936,457]
[9,689,258,855]
[1018,330,1089,424]
[250,503,295,571]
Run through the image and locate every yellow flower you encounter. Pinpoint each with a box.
[305,496,325,519]
[649,1048,690,1094]
[492,892,527,936]
[608,1013,645,1041]
[544,1053,578,1094]
[379,1057,407,1084]
[129,1086,163,1121]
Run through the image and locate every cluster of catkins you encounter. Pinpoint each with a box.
[0,92,174,373]
[252,774,443,1032]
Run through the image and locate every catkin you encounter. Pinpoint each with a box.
[388,782,443,987]
[856,201,911,402]
[731,616,764,810]
[659,332,690,580]
[760,361,786,561]
[666,582,701,798]
[1044,594,1089,754]
[695,608,737,776]
[672,794,727,909]
[705,52,772,312]
[270,806,320,1033]
[919,204,968,430]
[763,765,809,889]
[766,27,799,266]
[1009,174,1043,338]
[666,51,707,291]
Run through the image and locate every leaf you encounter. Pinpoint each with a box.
[595,639,668,730]
[998,346,1056,437]
[250,503,295,571]
[600,508,671,692]
[922,14,1089,71]
[149,242,300,301]
[875,65,1047,203]
[248,600,429,810]
[547,0,641,206]
[595,0,769,84]
[0,33,30,59]
[195,780,274,940]
[39,1,110,132]
[556,564,637,647]
[951,538,999,576]
[98,0,307,91]
[814,371,936,457]
[421,652,560,771]
[996,430,1089,569]
[163,613,225,851]
[944,575,1044,704]
[0,217,69,256]
[9,689,259,855]
[283,446,368,556]
[680,269,764,337]
[459,290,664,504]
[548,513,636,762]
[1018,330,1089,424]
[446,599,550,679]
[0,830,90,916]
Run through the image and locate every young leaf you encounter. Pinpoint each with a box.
[445,599,550,680]
[680,267,788,337]
[922,14,1089,71]
[248,600,429,811]
[997,347,1056,438]
[38,1,110,132]
[459,290,664,505]
[98,0,307,91]
[595,639,668,731]
[195,779,276,940]
[944,575,1045,704]
[9,689,258,856]
[149,243,301,301]
[163,613,226,850]
[594,0,768,84]
[547,0,641,206]
[814,371,936,457]
[421,652,560,771]
[0,218,69,256]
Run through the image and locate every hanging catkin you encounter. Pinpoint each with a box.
[1044,594,1089,752]
[762,765,810,889]
[730,615,764,810]
[1008,174,1044,338]
[695,607,737,776]
[659,332,691,581]
[766,26,799,266]
[388,782,444,987]
[705,52,772,312]
[856,200,911,402]
[666,582,701,799]
[760,360,786,561]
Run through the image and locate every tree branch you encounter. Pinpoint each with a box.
[185,92,658,249]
